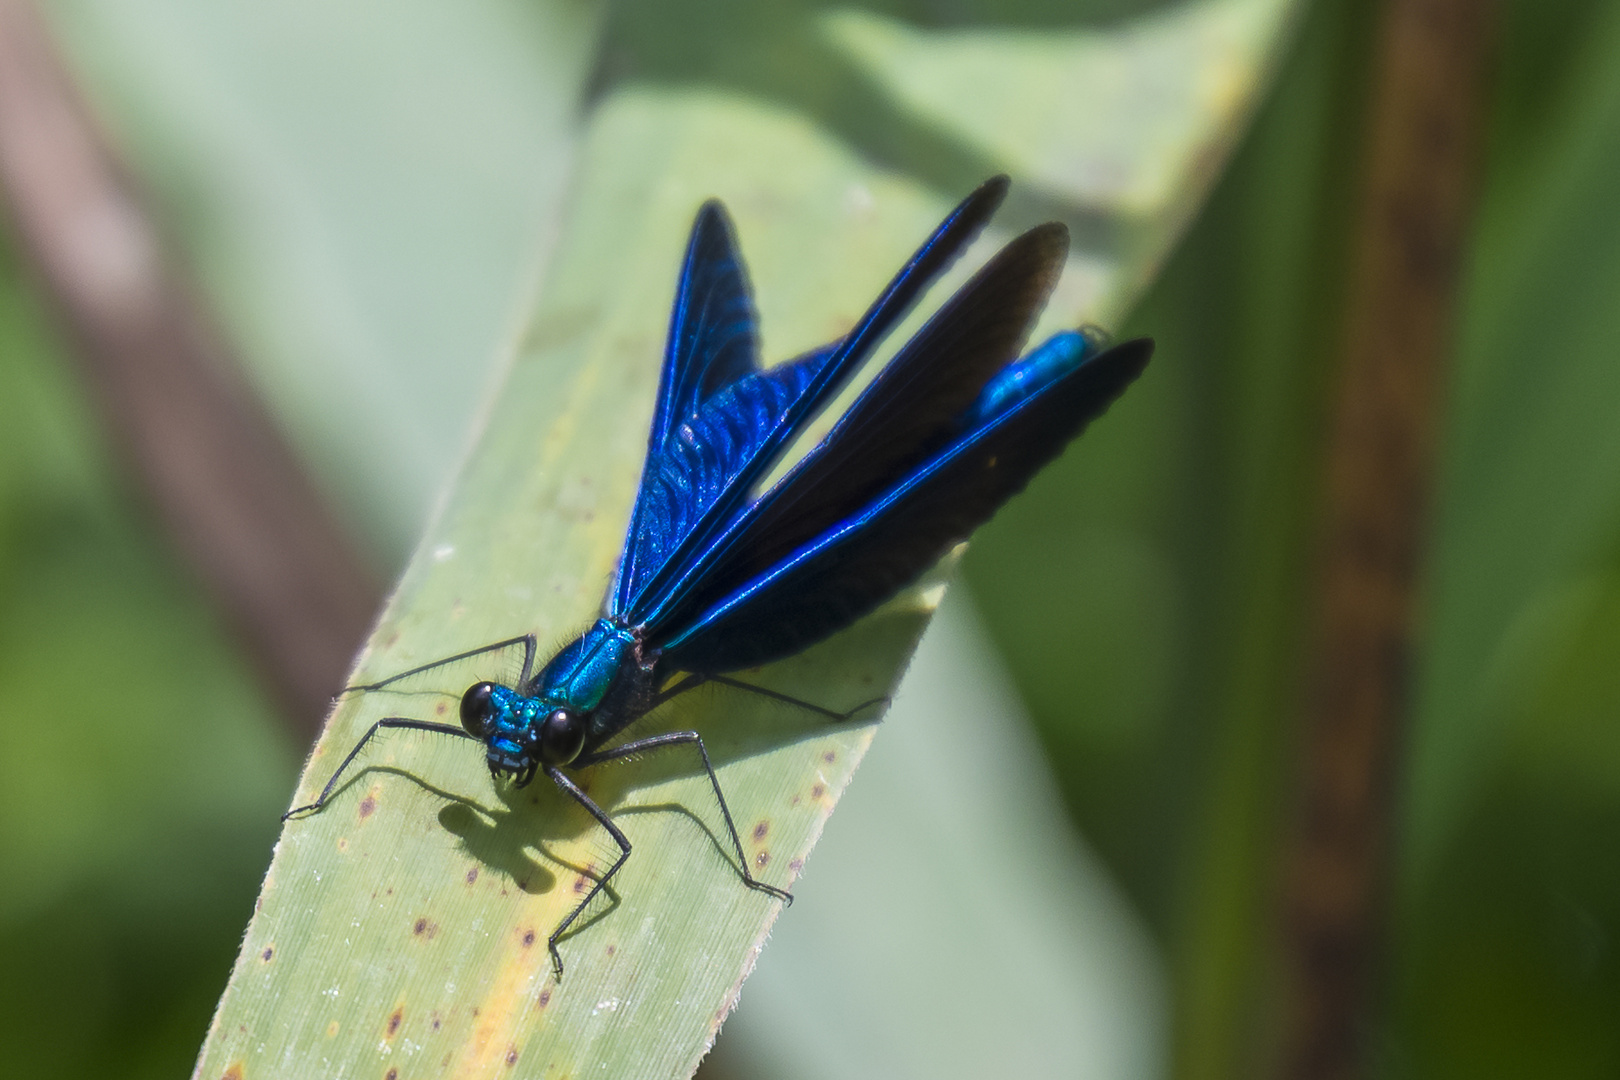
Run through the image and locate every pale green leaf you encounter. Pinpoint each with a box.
[189,1,1300,1074]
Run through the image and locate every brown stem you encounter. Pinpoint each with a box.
[0,0,382,740]
[1278,0,1490,1077]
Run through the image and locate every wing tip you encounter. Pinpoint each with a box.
[1077,334,1155,408]
[690,198,738,247]
[976,172,1011,206]
[1011,220,1072,283]
[954,173,1011,233]
[1103,335,1155,376]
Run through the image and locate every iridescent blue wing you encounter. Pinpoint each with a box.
[612,343,834,616]
[613,175,1010,620]
[611,201,762,611]
[649,201,762,449]
[656,332,1154,673]
[635,220,1070,633]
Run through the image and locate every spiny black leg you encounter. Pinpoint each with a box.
[283,718,474,819]
[545,765,632,980]
[705,674,888,722]
[344,634,538,695]
[575,731,793,905]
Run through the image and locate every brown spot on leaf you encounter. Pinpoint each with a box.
[537,988,552,1009]
[752,821,769,841]
[823,750,836,764]
[431,1013,442,1031]
[260,947,273,962]
[522,929,536,948]
[466,868,479,885]
[386,1008,402,1037]
[358,795,376,818]
[574,875,591,895]
[811,784,825,800]
[506,1047,519,1067]
[386,1070,398,1080]
[412,918,438,939]
[606,944,615,956]
[221,1065,244,1080]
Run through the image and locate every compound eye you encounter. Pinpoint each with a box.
[539,708,585,765]
[459,682,497,737]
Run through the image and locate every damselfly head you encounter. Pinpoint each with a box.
[463,680,589,776]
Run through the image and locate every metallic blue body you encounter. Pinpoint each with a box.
[535,620,640,712]
[968,328,1099,423]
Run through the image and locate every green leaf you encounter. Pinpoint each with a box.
[189,0,1301,1072]
[193,91,963,1078]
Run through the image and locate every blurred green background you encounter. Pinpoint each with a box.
[2,0,1619,1077]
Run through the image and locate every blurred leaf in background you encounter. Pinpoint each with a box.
[0,227,292,1079]
[967,0,1368,1073]
[1,0,596,1075]
[968,0,1620,1074]
[1394,0,1620,1074]
[2,0,1619,1077]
